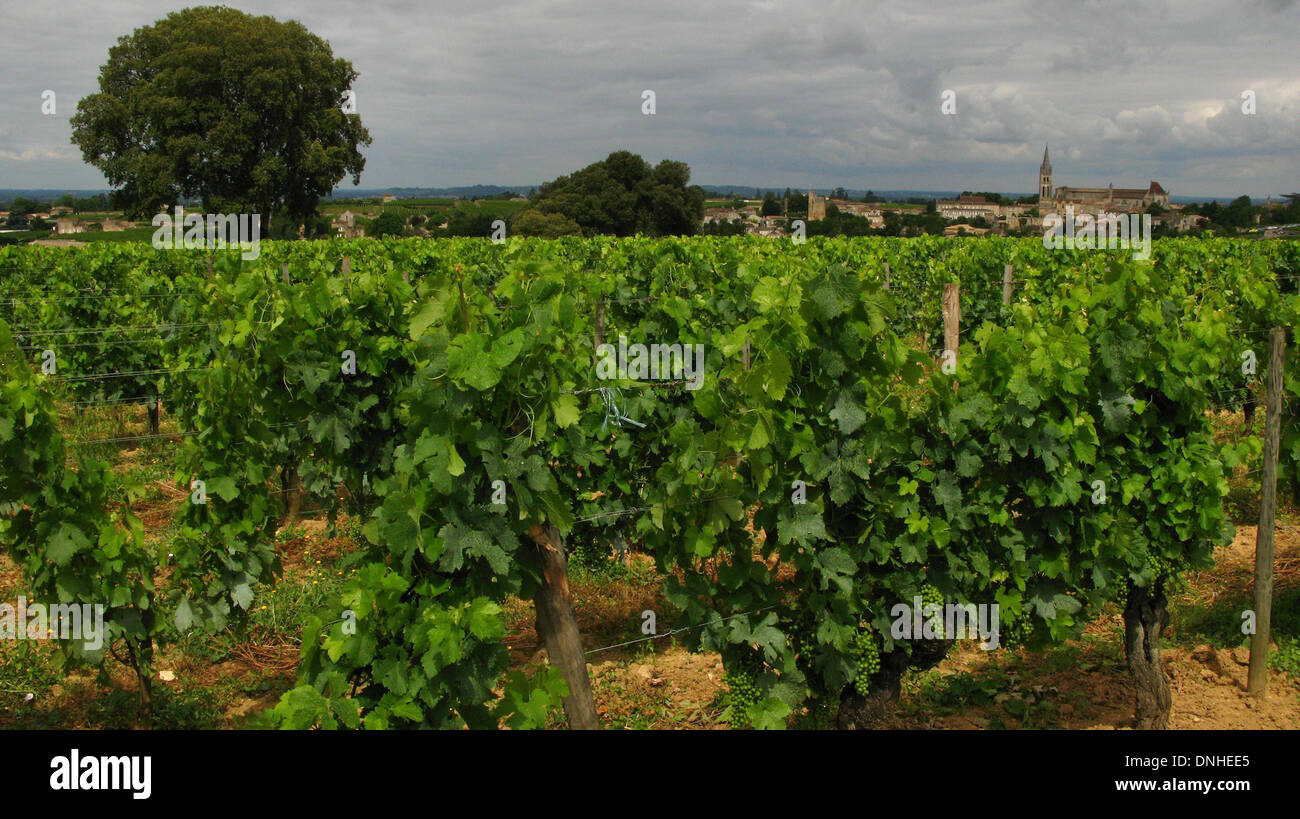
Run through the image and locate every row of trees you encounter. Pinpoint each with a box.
[1182,194,1300,230]
[365,206,503,239]
[3,193,111,214]
[354,152,708,239]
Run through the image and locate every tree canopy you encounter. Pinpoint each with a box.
[515,151,705,236]
[70,6,372,228]
[512,209,582,238]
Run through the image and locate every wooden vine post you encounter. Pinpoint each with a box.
[883,262,891,291]
[277,261,301,523]
[942,282,960,384]
[1002,263,1014,305]
[528,524,599,729]
[1247,327,1285,696]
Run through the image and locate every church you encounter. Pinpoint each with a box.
[1038,145,1168,211]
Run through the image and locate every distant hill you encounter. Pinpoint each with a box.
[327,185,536,200]
[699,186,964,200]
[0,189,112,205]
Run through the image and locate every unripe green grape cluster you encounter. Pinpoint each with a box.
[920,582,943,608]
[1146,551,1175,582]
[723,663,762,728]
[921,582,945,639]
[999,608,1041,648]
[852,627,881,695]
[793,628,821,663]
[1114,553,1176,608]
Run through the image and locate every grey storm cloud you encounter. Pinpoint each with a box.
[0,0,1296,197]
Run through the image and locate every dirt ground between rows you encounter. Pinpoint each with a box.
[517,525,1300,729]
[3,518,1296,729]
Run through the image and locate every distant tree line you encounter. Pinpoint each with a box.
[1181,194,1300,231]
[2,193,111,215]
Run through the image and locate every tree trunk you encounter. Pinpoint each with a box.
[126,636,154,727]
[528,524,599,730]
[1124,581,1171,729]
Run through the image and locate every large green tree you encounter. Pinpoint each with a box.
[70,6,371,229]
[519,151,705,236]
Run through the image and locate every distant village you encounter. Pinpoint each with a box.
[4,147,1296,244]
[698,146,1253,239]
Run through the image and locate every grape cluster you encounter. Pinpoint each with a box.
[999,611,1038,649]
[1114,577,1129,607]
[723,666,761,728]
[1146,551,1177,583]
[1113,553,1177,608]
[852,628,881,695]
[921,582,945,639]
[920,582,943,608]
[790,629,816,660]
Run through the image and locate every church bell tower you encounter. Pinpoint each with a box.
[1038,144,1053,203]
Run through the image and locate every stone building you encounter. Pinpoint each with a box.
[807,190,827,220]
[703,207,743,225]
[332,210,364,239]
[1039,145,1053,201]
[938,194,1001,221]
[1039,145,1169,211]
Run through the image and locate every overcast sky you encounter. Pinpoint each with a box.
[1,0,1297,198]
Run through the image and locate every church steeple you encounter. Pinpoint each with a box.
[1038,144,1053,202]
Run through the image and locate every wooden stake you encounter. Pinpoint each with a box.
[529,524,599,729]
[743,338,751,370]
[1248,327,1285,696]
[341,256,351,277]
[281,462,302,527]
[1002,263,1014,305]
[883,262,891,291]
[942,282,960,360]
[457,275,470,333]
[281,263,290,283]
[593,297,606,371]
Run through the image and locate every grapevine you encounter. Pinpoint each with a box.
[0,236,1292,731]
